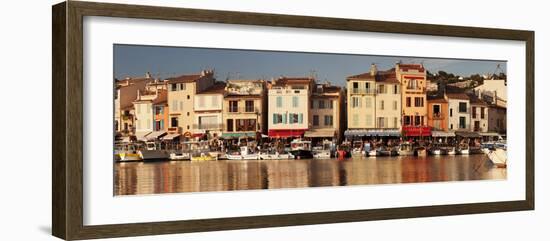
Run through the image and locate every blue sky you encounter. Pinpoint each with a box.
[114,44,506,87]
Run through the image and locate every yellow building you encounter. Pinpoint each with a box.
[222,80,267,139]
[345,64,401,139]
[307,82,344,143]
[194,82,226,138]
[396,63,430,137]
[166,70,214,137]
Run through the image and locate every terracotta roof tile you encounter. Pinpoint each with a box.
[446,92,470,100]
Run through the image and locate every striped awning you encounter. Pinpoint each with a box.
[304,129,336,138]
[431,131,455,137]
[161,133,181,140]
[344,129,400,137]
[146,131,167,141]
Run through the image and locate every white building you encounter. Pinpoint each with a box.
[469,96,488,132]
[193,83,226,137]
[474,78,507,102]
[446,93,470,131]
[268,77,314,138]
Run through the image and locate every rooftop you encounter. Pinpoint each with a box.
[197,82,226,94]
[446,92,470,100]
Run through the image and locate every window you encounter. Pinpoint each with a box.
[154,106,163,115]
[393,101,398,110]
[226,119,233,132]
[459,102,467,113]
[318,100,325,109]
[407,79,418,89]
[378,84,386,94]
[324,115,333,126]
[187,95,190,99]
[415,116,421,126]
[406,97,411,107]
[365,97,372,108]
[459,116,466,129]
[272,113,283,124]
[229,100,238,112]
[171,117,178,127]
[450,124,453,129]
[393,85,399,94]
[276,96,283,108]
[313,115,319,126]
[377,117,385,128]
[328,100,333,109]
[245,100,254,112]
[450,108,453,117]
[236,119,256,131]
[433,105,441,117]
[211,96,217,107]
[292,96,299,107]
[180,83,186,90]
[289,113,298,124]
[380,100,384,110]
[472,106,477,118]
[414,97,424,107]
[352,82,358,93]
[172,100,178,111]
[404,116,411,126]
[365,82,371,91]
[352,97,360,108]
[171,83,178,91]
[481,107,486,119]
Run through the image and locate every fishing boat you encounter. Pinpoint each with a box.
[289,139,313,159]
[312,140,333,159]
[259,150,292,160]
[444,146,456,155]
[415,146,427,156]
[138,141,170,161]
[398,142,415,156]
[457,144,469,155]
[487,148,507,168]
[169,151,189,160]
[226,146,259,160]
[429,143,445,155]
[115,143,143,162]
[351,140,364,157]
[190,151,217,162]
[377,146,398,156]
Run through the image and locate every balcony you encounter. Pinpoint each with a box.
[226,106,260,114]
[350,88,376,95]
[432,113,444,119]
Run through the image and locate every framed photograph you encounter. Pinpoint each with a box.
[52,1,534,240]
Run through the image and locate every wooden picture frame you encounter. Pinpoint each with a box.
[52,1,534,240]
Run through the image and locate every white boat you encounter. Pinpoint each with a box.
[351,141,364,157]
[312,140,333,159]
[367,149,377,157]
[138,141,170,161]
[458,147,469,155]
[227,146,259,160]
[169,152,190,160]
[488,148,507,168]
[259,152,292,160]
[398,142,415,156]
[290,139,314,159]
[446,147,456,155]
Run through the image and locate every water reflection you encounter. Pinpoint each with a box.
[114,155,506,195]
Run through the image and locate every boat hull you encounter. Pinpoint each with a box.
[118,153,142,162]
[290,150,313,159]
[139,150,170,161]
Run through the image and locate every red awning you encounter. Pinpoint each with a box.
[402,126,431,137]
[268,129,306,138]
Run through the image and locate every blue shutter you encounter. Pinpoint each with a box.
[299,113,303,124]
[283,113,287,124]
[273,114,276,124]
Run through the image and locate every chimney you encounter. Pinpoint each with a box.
[370,63,378,76]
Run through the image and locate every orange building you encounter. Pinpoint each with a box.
[395,63,430,137]
[427,94,449,131]
[152,89,169,131]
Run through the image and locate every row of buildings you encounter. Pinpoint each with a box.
[114,63,506,144]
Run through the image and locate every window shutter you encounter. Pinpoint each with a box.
[299,113,303,124]
[282,113,287,124]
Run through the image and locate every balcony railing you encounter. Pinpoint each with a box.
[350,88,376,95]
[226,106,259,113]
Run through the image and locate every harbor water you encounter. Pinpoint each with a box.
[114,154,506,195]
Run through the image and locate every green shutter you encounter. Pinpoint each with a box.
[273,114,277,124]
[283,113,287,124]
[299,113,303,124]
